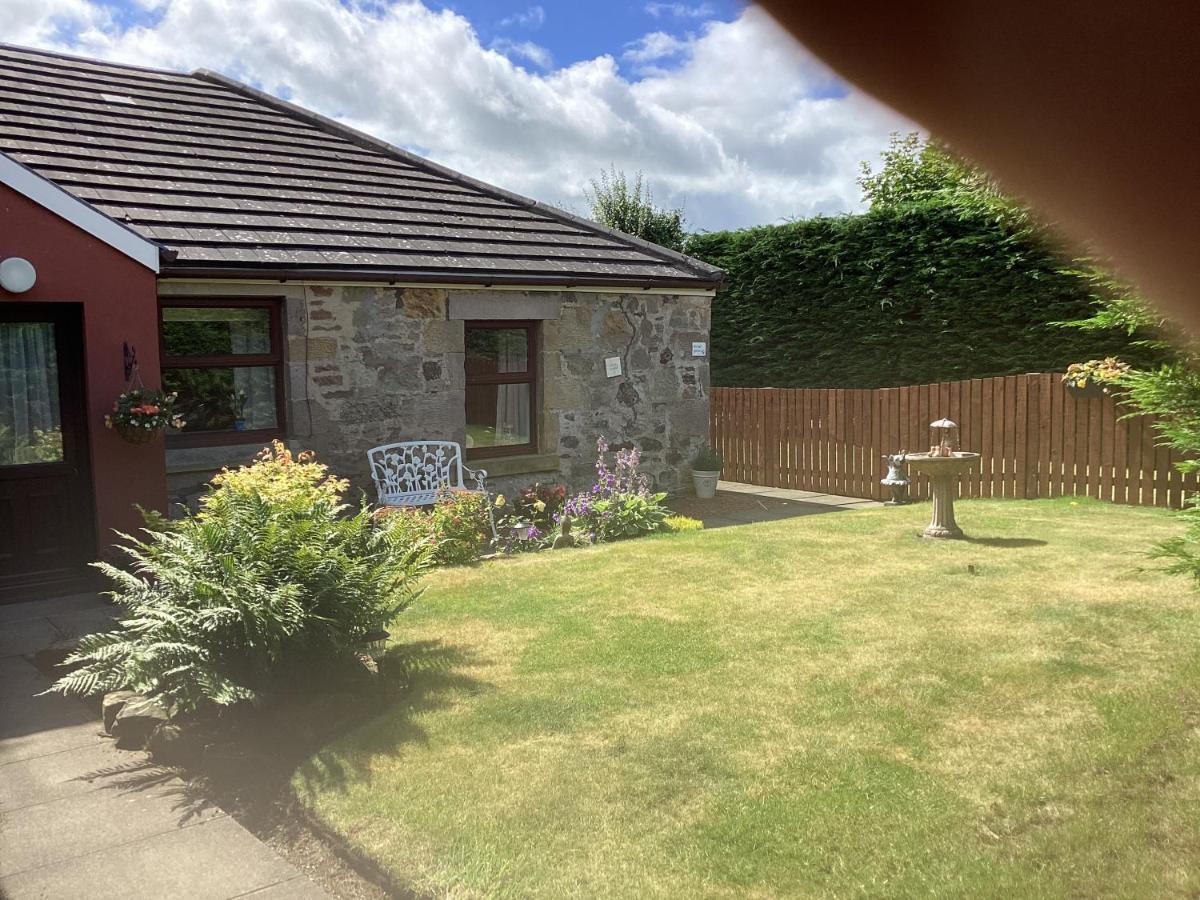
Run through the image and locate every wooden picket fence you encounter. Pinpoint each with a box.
[710,374,1199,507]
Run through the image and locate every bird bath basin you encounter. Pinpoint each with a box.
[906,451,981,539]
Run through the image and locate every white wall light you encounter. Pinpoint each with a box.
[0,257,37,293]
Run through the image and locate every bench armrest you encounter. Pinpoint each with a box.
[462,465,488,494]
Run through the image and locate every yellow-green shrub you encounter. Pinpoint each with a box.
[206,440,346,509]
[375,489,492,566]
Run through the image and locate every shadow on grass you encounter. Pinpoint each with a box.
[963,536,1049,548]
[293,638,490,796]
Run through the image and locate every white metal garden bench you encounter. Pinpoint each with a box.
[366,440,489,507]
[367,440,497,543]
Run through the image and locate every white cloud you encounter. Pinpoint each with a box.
[644,2,714,19]
[11,1,913,230]
[490,37,552,70]
[498,5,545,30]
[622,31,688,65]
[3,0,111,46]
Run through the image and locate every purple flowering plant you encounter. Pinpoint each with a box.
[492,438,669,553]
[557,436,669,543]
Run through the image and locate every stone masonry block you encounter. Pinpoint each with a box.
[401,288,449,319]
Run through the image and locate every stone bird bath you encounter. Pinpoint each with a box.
[906,451,980,539]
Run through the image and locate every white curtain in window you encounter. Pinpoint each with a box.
[495,333,529,442]
[230,322,274,428]
[0,323,62,465]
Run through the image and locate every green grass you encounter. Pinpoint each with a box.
[294,499,1200,898]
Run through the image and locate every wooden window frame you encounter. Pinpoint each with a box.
[464,320,538,460]
[159,297,287,449]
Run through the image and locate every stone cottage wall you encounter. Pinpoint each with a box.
[295,284,465,486]
[161,282,711,503]
[539,290,710,493]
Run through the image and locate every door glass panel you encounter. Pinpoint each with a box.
[0,323,63,465]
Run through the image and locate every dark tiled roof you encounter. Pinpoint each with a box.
[0,44,722,289]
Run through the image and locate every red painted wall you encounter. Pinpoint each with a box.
[1,183,166,554]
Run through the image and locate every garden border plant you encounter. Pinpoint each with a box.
[51,442,429,717]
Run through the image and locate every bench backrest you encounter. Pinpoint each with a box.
[367,441,467,506]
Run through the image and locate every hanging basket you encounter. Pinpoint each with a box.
[114,420,163,445]
[1064,381,1105,399]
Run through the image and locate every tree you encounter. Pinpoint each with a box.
[586,167,686,252]
[858,132,1018,219]
[1062,257,1200,582]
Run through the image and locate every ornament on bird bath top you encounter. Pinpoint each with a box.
[929,418,959,457]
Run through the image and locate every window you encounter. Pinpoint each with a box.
[0,321,63,465]
[464,322,536,458]
[159,299,285,447]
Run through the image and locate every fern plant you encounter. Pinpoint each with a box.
[52,444,428,713]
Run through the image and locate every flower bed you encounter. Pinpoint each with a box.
[387,437,698,565]
[494,437,681,553]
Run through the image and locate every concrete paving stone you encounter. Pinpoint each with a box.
[1,772,223,877]
[234,875,335,899]
[782,494,843,505]
[0,594,104,626]
[0,740,161,812]
[0,694,99,765]
[0,816,317,900]
[48,606,120,641]
[717,482,881,508]
[0,617,60,659]
[716,481,771,494]
[0,656,51,700]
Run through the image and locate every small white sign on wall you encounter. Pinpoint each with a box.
[605,356,622,378]
[692,341,707,357]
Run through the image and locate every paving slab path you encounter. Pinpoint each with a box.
[668,480,883,529]
[0,593,330,900]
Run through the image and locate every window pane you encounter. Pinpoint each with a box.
[465,383,531,449]
[465,327,528,376]
[163,366,277,433]
[162,307,271,357]
[0,323,64,465]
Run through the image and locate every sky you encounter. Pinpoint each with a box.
[3,0,915,232]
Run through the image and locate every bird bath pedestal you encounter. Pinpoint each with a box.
[905,452,981,539]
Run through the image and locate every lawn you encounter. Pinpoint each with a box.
[294,499,1200,898]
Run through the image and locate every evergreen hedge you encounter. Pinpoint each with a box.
[687,202,1150,389]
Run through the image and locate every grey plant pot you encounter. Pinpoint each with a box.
[692,470,721,499]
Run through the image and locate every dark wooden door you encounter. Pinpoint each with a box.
[0,304,95,602]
